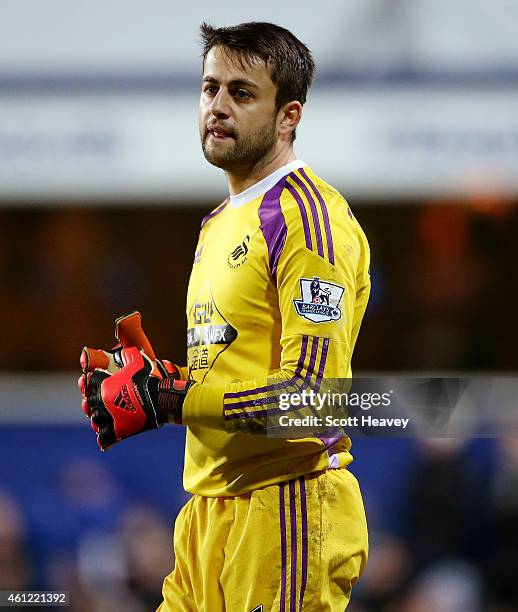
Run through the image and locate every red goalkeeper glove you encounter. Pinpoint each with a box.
[78,312,189,450]
[80,346,191,451]
[80,311,181,379]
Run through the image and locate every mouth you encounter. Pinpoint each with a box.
[207,126,234,140]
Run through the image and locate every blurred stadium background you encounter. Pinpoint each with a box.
[1,1,517,610]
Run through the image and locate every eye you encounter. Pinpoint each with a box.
[234,89,251,101]
[203,85,218,95]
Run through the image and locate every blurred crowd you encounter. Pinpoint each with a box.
[1,434,518,611]
[351,437,518,612]
[0,457,174,611]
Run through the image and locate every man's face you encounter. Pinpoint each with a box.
[199,46,279,172]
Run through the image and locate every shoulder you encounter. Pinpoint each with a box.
[294,167,369,244]
[278,166,368,264]
[277,167,348,223]
[200,198,229,229]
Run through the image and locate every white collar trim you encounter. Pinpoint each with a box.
[229,159,306,208]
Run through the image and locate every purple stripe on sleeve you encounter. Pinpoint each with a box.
[224,336,308,402]
[299,168,335,265]
[298,477,308,611]
[289,479,298,612]
[258,177,288,279]
[280,483,287,612]
[224,380,313,421]
[224,336,327,422]
[286,183,312,251]
[307,337,320,383]
[224,380,307,415]
[297,335,309,377]
[225,336,317,418]
[222,338,310,418]
[289,172,324,259]
[224,377,301,403]
[315,337,330,391]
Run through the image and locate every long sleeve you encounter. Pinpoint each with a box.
[182,184,370,433]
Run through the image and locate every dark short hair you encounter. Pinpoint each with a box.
[200,21,315,115]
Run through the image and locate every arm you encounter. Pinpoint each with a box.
[81,204,370,447]
[182,212,371,432]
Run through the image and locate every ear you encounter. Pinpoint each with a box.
[278,101,303,139]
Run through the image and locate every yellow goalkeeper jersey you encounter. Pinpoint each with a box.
[180,160,370,497]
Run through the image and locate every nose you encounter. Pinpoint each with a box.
[209,88,231,119]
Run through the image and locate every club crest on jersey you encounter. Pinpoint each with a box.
[228,235,250,269]
[293,277,345,323]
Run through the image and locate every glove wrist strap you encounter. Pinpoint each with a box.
[153,378,192,425]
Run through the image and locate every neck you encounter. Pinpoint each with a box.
[225,145,296,195]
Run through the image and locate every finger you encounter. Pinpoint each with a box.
[111,346,155,374]
[115,311,156,360]
[80,347,119,373]
[90,399,113,430]
[91,405,114,440]
[87,370,110,403]
[87,370,113,427]
[84,369,115,451]
[81,398,90,417]
[77,374,86,397]
[116,348,154,386]
[98,425,117,451]
[90,407,108,429]
[79,373,92,416]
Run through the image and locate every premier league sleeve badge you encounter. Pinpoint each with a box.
[293,277,345,323]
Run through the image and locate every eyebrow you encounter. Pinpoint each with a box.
[202,76,258,89]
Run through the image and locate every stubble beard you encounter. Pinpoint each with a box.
[201,115,277,174]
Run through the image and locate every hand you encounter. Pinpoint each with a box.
[78,312,189,449]
[79,347,159,450]
[80,311,181,379]
[79,347,190,450]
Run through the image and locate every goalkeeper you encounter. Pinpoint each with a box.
[79,21,371,612]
